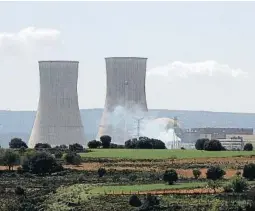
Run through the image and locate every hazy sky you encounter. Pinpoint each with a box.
[0,1,255,113]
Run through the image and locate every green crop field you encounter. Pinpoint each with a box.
[80,149,255,159]
[90,182,207,194]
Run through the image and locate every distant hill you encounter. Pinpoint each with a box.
[1,109,255,147]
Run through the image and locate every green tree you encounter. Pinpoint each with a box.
[163,169,178,185]
[244,143,253,151]
[22,152,63,175]
[206,166,225,181]
[129,195,142,207]
[3,150,19,171]
[87,140,101,149]
[195,138,209,150]
[243,163,255,180]
[64,152,82,165]
[193,169,202,179]
[98,168,106,177]
[231,176,248,193]
[100,135,111,148]
[9,138,28,149]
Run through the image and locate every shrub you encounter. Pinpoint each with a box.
[87,140,101,149]
[243,163,255,180]
[207,180,221,193]
[34,143,51,149]
[129,195,142,207]
[98,168,106,177]
[206,166,225,180]
[3,150,19,171]
[231,176,248,193]
[15,186,25,195]
[195,138,209,150]
[17,167,24,174]
[193,169,201,179]
[22,152,63,175]
[54,151,63,159]
[69,143,84,152]
[100,135,111,148]
[64,152,82,165]
[223,183,233,193]
[244,143,253,151]
[140,193,160,210]
[204,139,225,151]
[129,174,138,182]
[163,169,178,185]
[9,138,28,149]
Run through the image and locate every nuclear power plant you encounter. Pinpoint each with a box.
[28,61,85,148]
[98,57,148,144]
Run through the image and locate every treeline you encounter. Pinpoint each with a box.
[195,138,253,151]
[88,135,166,149]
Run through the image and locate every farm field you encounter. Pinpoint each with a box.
[90,182,208,194]
[80,149,255,159]
[2,147,255,211]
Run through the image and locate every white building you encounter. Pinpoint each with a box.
[28,61,85,148]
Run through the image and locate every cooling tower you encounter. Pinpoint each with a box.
[98,57,148,144]
[28,61,85,148]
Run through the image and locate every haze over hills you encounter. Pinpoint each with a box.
[1,109,255,147]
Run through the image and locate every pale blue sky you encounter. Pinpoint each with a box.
[0,2,255,112]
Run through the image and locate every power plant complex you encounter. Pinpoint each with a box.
[98,57,148,144]
[25,57,254,149]
[28,61,85,148]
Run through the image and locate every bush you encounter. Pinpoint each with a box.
[100,135,111,148]
[244,143,253,151]
[9,138,28,149]
[34,143,51,149]
[195,138,209,150]
[98,168,106,177]
[64,152,82,165]
[15,186,25,195]
[243,163,255,180]
[207,180,221,193]
[204,139,225,151]
[87,140,101,149]
[231,176,248,193]
[129,174,138,182]
[54,151,63,159]
[193,169,201,179]
[206,166,225,180]
[125,137,166,149]
[223,183,233,193]
[163,169,178,185]
[3,150,19,171]
[69,143,84,153]
[17,167,24,174]
[129,195,142,207]
[22,152,63,175]
[139,193,160,210]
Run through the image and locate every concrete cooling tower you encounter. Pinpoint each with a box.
[28,61,85,148]
[98,57,148,144]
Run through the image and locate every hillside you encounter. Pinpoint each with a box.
[0,109,255,147]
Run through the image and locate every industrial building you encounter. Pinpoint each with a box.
[28,61,85,148]
[98,57,148,144]
[179,127,255,149]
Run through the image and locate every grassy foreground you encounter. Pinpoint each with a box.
[80,149,255,159]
